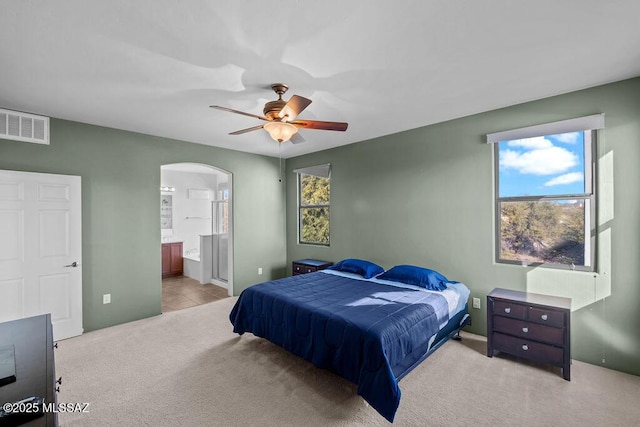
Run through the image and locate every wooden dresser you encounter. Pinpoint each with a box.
[292,259,333,276]
[487,288,571,380]
[0,314,58,426]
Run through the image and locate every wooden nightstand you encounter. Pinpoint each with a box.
[487,288,571,380]
[292,259,333,276]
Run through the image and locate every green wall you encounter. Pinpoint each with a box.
[0,119,287,332]
[2,78,638,377]
[286,77,640,376]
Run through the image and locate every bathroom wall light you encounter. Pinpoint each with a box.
[160,186,175,192]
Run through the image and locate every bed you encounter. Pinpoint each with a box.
[229,262,471,422]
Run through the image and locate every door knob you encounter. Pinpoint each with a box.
[64,261,79,268]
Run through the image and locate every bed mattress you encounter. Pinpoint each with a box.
[229,270,470,422]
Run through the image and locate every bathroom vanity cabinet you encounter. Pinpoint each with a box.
[162,242,183,278]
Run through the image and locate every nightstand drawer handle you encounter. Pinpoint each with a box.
[522,344,529,351]
[522,327,528,333]
[504,307,511,314]
[541,314,548,321]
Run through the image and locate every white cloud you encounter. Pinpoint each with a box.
[507,136,553,150]
[552,132,580,144]
[544,172,584,186]
[500,146,578,175]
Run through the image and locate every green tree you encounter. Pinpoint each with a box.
[300,175,330,244]
[501,200,585,265]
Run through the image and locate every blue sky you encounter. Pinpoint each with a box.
[499,132,585,197]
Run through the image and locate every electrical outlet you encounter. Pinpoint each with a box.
[258,267,263,275]
[472,297,481,309]
[103,293,111,304]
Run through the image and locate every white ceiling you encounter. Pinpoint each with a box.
[1,1,639,159]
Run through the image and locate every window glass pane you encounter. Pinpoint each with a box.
[499,200,587,266]
[300,207,329,244]
[300,174,330,205]
[499,131,586,197]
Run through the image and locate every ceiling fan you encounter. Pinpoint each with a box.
[210,83,348,144]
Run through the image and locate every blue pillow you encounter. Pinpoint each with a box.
[327,258,384,279]
[377,265,449,291]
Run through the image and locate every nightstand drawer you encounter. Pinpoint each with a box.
[293,263,316,274]
[493,332,564,365]
[493,316,564,346]
[528,306,565,328]
[492,300,527,320]
[292,259,333,276]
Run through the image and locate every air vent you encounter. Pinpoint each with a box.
[0,108,49,145]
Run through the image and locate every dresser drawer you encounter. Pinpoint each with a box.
[493,299,565,328]
[528,306,565,328]
[492,300,527,320]
[292,259,333,276]
[493,316,564,346]
[293,263,316,275]
[493,332,564,365]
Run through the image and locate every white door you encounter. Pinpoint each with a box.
[0,169,83,340]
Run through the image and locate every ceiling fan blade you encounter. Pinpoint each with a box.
[290,132,306,144]
[278,95,312,121]
[229,125,264,135]
[291,120,348,131]
[210,105,267,121]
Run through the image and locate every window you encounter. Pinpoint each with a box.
[489,115,604,270]
[295,164,330,245]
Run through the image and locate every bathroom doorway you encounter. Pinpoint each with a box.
[160,163,233,312]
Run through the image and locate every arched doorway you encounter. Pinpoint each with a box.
[160,163,233,312]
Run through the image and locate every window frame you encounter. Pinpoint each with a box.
[493,129,597,271]
[297,171,330,246]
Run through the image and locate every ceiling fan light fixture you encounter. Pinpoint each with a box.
[210,83,348,143]
[263,121,298,143]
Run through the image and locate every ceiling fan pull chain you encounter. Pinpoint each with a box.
[278,143,283,183]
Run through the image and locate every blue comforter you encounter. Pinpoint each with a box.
[229,271,449,422]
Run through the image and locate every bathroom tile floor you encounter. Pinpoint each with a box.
[162,275,229,313]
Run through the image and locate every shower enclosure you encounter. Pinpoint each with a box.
[211,199,229,283]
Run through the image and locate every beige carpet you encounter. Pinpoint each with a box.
[55,297,640,426]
